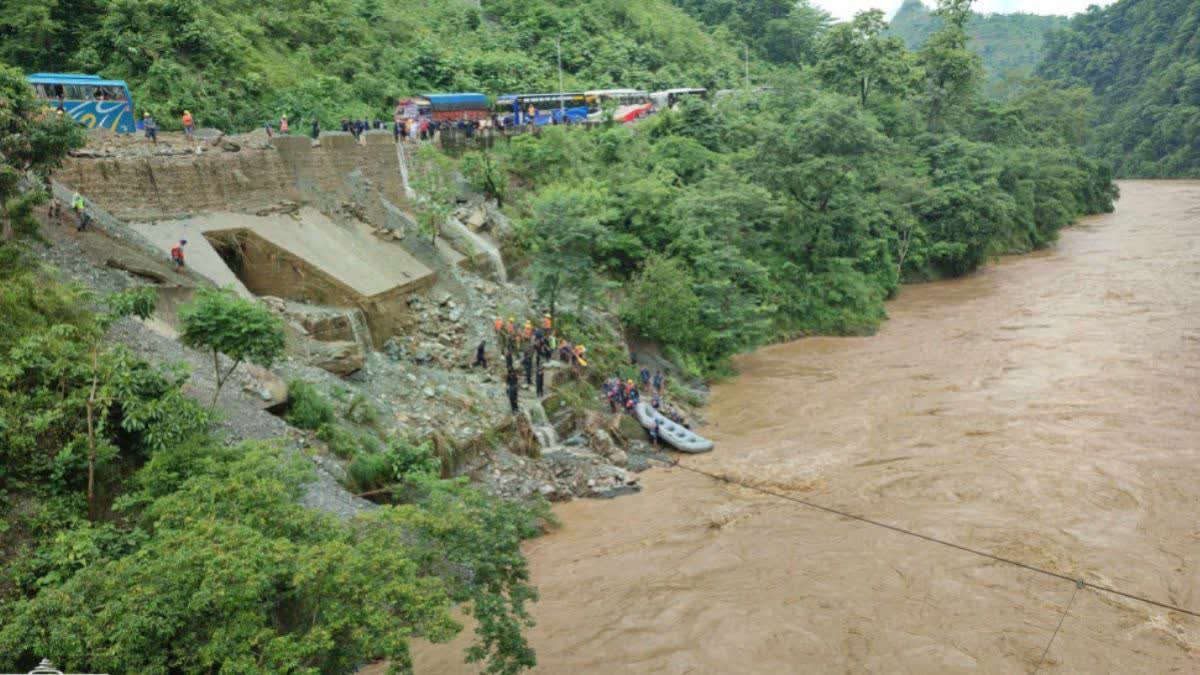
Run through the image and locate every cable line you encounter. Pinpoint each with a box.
[661,458,1200,620]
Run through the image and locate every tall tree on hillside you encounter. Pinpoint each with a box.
[0,63,84,241]
[522,184,612,325]
[917,0,983,132]
[410,144,458,246]
[817,10,915,107]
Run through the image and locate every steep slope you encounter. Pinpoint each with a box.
[888,0,1068,85]
[1039,0,1200,177]
[0,0,742,130]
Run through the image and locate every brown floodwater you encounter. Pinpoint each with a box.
[415,181,1200,673]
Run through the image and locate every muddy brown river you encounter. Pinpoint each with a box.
[415,181,1200,673]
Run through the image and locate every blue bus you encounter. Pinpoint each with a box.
[495,92,592,126]
[27,73,136,134]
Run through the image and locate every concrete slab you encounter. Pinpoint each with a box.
[135,208,434,300]
[131,221,252,296]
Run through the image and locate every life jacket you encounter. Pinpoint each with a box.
[493,318,503,331]
[182,113,193,126]
[170,245,184,261]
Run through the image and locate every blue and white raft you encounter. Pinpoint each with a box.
[634,401,714,454]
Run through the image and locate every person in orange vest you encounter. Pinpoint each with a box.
[542,314,552,331]
[170,239,187,272]
[574,344,588,367]
[280,114,289,134]
[493,316,503,333]
[182,110,194,138]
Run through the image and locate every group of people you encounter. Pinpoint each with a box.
[603,366,665,415]
[474,314,589,415]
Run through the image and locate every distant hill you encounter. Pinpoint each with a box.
[1039,0,1200,177]
[888,0,1068,86]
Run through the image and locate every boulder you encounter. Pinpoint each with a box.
[311,340,364,376]
[615,413,647,443]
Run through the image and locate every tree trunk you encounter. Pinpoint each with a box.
[86,352,100,521]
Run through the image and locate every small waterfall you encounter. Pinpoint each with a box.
[346,308,373,352]
[445,216,508,283]
[395,141,416,200]
[526,400,560,449]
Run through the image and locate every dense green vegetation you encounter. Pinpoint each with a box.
[887,0,1069,87]
[0,253,550,673]
[0,64,549,673]
[0,0,745,130]
[1039,0,1200,177]
[466,1,1115,377]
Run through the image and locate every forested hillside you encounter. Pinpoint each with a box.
[887,0,1068,86]
[0,0,744,130]
[1039,0,1200,177]
[468,2,1116,375]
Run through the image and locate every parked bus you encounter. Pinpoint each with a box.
[585,89,651,123]
[495,92,592,126]
[27,73,136,133]
[649,88,708,111]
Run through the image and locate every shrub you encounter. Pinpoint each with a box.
[286,380,335,431]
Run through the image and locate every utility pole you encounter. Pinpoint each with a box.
[557,37,566,119]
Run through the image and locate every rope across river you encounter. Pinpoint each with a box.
[657,457,1200,620]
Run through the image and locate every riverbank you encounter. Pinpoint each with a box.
[414,181,1200,672]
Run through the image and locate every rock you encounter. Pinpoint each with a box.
[413,349,433,364]
[382,337,406,361]
[538,484,556,497]
[423,387,435,398]
[610,449,628,467]
[616,413,647,443]
[564,432,588,447]
[311,340,365,376]
[448,306,464,322]
[438,293,452,306]
[221,141,241,152]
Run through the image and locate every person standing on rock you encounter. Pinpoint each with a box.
[474,339,487,368]
[652,370,664,393]
[640,366,651,387]
[182,110,194,139]
[506,368,520,414]
[536,362,545,397]
[311,118,320,139]
[170,239,187,272]
[522,348,533,386]
[279,114,289,135]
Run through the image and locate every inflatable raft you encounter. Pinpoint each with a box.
[635,402,714,454]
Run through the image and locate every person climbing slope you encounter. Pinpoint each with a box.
[170,239,187,272]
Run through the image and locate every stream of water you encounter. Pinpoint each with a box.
[415,181,1200,673]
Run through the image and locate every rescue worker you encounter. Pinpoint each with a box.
[182,110,194,138]
[573,344,588,367]
[652,370,664,393]
[542,314,552,331]
[536,361,545,397]
[523,320,533,342]
[279,114,289,135]
[640,366,651,387]
[71,192,85,226]
[474,340,487,368]
[170,239,187,272]
[522,348,533,386]
[505,368,519,414]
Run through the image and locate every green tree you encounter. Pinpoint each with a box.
[411,144,458,245]
[620,256,701,349]
[522,184,612,325]
[178,287,286,408]
[0,63,84,241]
[461,149,509,207]
[917,0,984,131]
[817,10,914,107]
